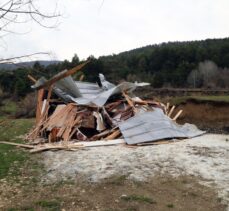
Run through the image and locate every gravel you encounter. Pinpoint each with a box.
[42,134,229,207]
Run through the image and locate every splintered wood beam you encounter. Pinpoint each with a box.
[42,85,53,118]
[105,129,121,140]
[30,139,125,153]
[36,61,89,90]
[90,129,110,141]
[79,74,85,81]
[132,99,148,105]
[136,139,183,146]
[166,102,170,114]
[122,92,138,113]
[172,110,183,121]
[36,88,45,125]
[0,141,34,149]
[27,74,37,83]
[168,105,175,117]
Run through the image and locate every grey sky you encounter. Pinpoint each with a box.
[2,0,229,61]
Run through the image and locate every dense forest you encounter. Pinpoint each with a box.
[1,38,229,98]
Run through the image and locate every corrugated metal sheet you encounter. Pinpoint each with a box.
[119,108,206,144]
[55,76,82,98]
[75,81,103,98]
[71,82,137,107]
[32,74,148,107]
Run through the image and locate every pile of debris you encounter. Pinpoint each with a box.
[20,62,205,153]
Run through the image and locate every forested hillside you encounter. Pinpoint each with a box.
[1,38,229,98]
[99,38,229,88]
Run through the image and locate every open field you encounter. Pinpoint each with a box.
[0,99,18,116]
[0,118,34,179]
[0,97,229,210]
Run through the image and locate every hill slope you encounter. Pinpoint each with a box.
[0,60,61,70]
[96,38,229,88]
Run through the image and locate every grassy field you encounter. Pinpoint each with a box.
[0,98,33,179]
[0,118,34,179]
[0,100,18,116]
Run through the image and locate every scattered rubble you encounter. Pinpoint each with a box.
[0,63,205,152]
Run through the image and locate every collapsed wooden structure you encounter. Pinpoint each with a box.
[20,62,205,152]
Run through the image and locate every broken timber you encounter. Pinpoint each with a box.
[23,65,205,152]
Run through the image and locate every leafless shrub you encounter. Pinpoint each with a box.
[15,92,36,118]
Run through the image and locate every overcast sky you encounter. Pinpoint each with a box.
[2,0,229,61]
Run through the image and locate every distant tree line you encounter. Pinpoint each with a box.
[0,38,229,98]
[99,38,229,88]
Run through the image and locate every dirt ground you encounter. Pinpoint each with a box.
[1,134,228,211]
[0,100,229,211]
[0,174,226,211]
[176,100,229,133]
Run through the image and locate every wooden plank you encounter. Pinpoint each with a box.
[172,110,183,121]
[0,141,34,149]
[81,114,95,129]
[44,104,72,131]
[136,139,183,146]
[49,128,59,142]
[35,89,45,125]
[36,62,89,90]
[166,102,170,112]
[62,110,79,142]
[105,129,121,140]
[90,129,110,141]
[30,145,70,153]
[29,86,53,139]
[30,139,125,153]
[168,105,175,117]
[43,85,53,116]
[27,74,37,83]
[75,139,125,147]
[122,92,137,113]
[93,112,106,131]
[56,106,78,138]
[79,74,85,81]
[105,100,123,112]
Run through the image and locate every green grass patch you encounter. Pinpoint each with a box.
[170,95,229,105]
[121,194,156,204]
[167,203,174,208]
[7,199,61,211]
[0,118,34,179]
[0,100,18,115]
[8,207,34,211]
[106,175,127,186]
[36,200,61,211]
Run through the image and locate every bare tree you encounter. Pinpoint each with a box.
[0,0,60,35]
[187,68,202,88]
[187,60,229,89]
[0,52,51,64]
[0,0,60,63]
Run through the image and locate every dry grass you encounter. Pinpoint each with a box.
[15,93,36,118]
[170,95,229,105]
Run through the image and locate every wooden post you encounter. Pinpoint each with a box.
[173,110,183,121]
[168,105,175,117]
[36,89,45,125]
